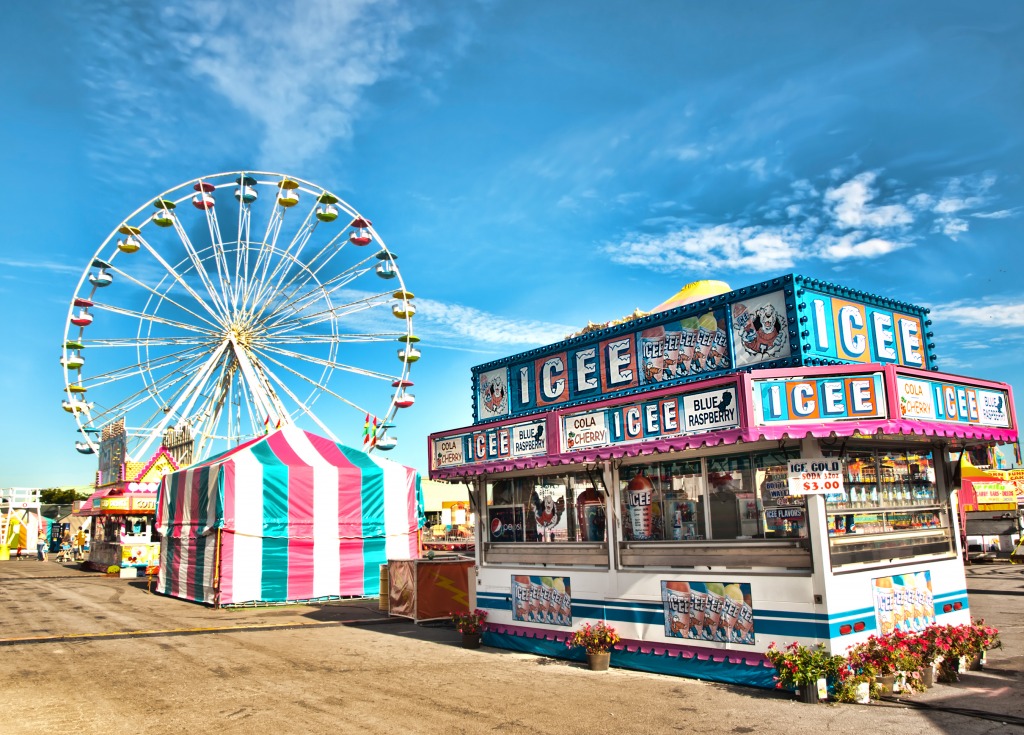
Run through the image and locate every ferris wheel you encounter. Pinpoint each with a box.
[61,171,418,463]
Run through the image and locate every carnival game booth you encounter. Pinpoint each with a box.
[427,273,1018,688]
[156,425,425,606]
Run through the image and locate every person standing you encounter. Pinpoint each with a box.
[73,528,86,560]
[37,528,48,562]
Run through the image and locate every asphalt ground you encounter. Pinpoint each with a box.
[1,558,1021,734]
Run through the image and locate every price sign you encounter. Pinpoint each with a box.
[787,458,844,496]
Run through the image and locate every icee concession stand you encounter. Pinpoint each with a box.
[427,273,1018,687]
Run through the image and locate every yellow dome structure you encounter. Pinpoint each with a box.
[650,280,732,314]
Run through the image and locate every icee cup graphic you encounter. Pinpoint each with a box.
[704,582,726,641]
[689,586,708,638]
[663,581,692,636]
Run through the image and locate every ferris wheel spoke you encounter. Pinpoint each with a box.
[249,207,320,315]
[93,302,219,337]
[167,216,232,320]
[258,351,377,422]
[264,230,356,312]
[134,235,227,325]
[105,262,225,334]
[85,336,211,349]
[265,288,391,335]
[262,332,404,345]
[231,341,288,425]
[241,202,293,313]
[257,362,341,442]
[197,197,236,312]
[78,345,210,388]
[267,259,375,326]
[259,344,399,383]
[131,340,232,460]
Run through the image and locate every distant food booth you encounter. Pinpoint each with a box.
[78,421,177,574]
[428,273,1018,687]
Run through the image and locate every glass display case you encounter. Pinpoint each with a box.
[823,449,953,567]
[826,450,939,512]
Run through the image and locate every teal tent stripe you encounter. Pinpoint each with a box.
[192,466,210,601]
[251,440,289,601]
[161,471,180,596]
[337,446,385,593]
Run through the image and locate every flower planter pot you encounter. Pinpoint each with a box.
[586,651,611,671]
[937,659,959,683]
[797,683,820,704]
[921,664,935,688]
[968,652,985,671]
[461,633,481,649]
[876,674,896,696]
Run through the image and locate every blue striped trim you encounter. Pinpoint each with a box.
[481,630,776,689]
[478,590,971,643]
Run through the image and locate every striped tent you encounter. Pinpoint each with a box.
[156,425,424,606]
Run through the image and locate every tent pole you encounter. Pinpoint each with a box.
[213,528,222,609]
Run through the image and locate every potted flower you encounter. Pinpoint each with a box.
[765,642,845,703]
[966,619,1000,670]
[450,608,488,649]
[847,631,923,695]
[935,620,1001,680]
[908,626,951,687]
[566,621,620,671]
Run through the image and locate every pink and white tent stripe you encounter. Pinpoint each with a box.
[156,425,424,606]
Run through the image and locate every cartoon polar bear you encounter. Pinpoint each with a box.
[747,303,785,355]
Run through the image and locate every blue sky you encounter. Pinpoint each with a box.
[1,1,1021,489]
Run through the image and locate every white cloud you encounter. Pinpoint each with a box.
[414,299,576,347]
[818,236,909,261]
[0,258,83,275]
[824,172,914,230]
[605,224,800,273]
[929,299,1024,329]
[668,145,704,161]
[937,218,969,239]
[973,208,1019,220]
[726,157,772,181]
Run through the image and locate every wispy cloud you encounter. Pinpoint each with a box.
[78,1,482,174]
[415,299,576,347]
[0,258,83,275]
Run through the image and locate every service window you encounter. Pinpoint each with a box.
[706,455,758,539]
[620,460,707,541]
[487,473,604,543]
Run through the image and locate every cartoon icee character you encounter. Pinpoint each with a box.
[531,489,565,541]
[481,376,507,414]
[741,302,787,357]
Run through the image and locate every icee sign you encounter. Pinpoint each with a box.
[560,385,740,452]
[787,458,844,496]
[797,288,930,369]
